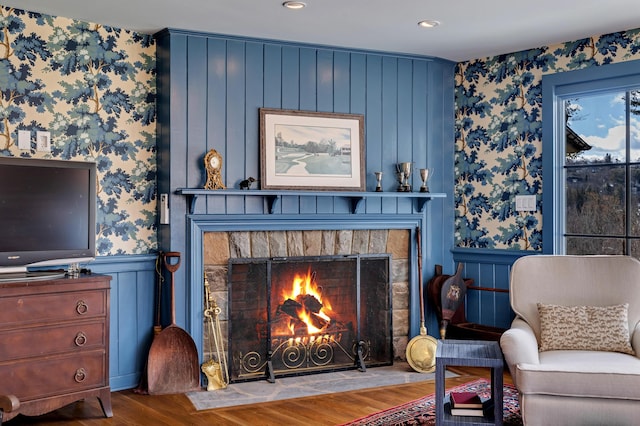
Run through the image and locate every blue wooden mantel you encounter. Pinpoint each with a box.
[176,188,446,214]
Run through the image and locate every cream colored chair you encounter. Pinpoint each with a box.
[500,255,640,426]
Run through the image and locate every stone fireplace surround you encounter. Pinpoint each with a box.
[204,229,407,367]
[185,214,427,375]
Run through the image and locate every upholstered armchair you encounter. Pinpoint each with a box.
[500,255,640,426]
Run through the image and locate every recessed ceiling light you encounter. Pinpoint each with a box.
[283,1,307,9]
[418,20,440,28]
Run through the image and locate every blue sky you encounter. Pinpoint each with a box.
[567,90,640,162]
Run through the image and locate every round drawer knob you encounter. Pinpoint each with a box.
[75,332,87,346]
[76,300,89,315]
[74,368,87,383]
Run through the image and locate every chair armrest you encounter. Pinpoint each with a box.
[632,322,640,357]
[500,317,540,387]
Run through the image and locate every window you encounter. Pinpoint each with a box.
[564,90,640,256]
[542,59,640,255]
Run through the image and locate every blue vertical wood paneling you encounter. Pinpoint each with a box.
[350,53,367,115]
[299,47,318,111]
[316,49,334,112]
[494,263,512,326]
[411,61,428,166]
[423,60,455,301]
[333,51,350,113]
[365,54,382,196]
[187,36,208,189]
[225,40,247,214]
[281,46,300,110]
[206,38,228,214]
[244,42,264,213]
[90,254,157,391]
[264,44,283,108]
[114,270,139,373]
[450,249,528,330]
[203,39,227,214]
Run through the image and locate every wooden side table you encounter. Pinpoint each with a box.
[435,339,503,426]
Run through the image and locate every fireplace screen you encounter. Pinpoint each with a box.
[228,254,392,382]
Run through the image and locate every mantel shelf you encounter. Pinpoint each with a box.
[176,188,446,214]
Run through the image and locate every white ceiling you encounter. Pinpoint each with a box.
[3,0,640,62]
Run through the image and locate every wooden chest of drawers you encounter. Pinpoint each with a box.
[0,274,112,422]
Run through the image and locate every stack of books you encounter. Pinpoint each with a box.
[448,391,493,417]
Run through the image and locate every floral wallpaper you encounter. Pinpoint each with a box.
[0,5,156,255]
[455,28,640,250]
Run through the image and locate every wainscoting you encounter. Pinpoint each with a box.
[90,254,157,391]
[451,248,530,330]
[95,248,527,391]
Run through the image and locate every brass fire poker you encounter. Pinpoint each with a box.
[202,276,229,391]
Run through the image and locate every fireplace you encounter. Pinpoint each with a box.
[228,255,392,382]
[202,228,414,386]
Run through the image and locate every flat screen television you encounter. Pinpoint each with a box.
[0,157,96,281]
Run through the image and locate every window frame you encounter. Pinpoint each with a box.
[541,59,640,254]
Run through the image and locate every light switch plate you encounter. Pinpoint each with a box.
[18,130,31,150]
[515,195,536,212]
[159,193,170,225]
[36,131,51,152]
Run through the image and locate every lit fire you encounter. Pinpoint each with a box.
[277,268,335,335]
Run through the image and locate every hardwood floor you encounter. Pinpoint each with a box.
[7,367,512,426]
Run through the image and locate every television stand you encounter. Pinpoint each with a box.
[0,274,112,422]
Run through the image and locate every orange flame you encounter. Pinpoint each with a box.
[279,267,334,335]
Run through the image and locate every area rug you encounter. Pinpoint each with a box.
[340,378,522,426]
[186,363,458,411]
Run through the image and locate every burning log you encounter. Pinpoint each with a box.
[279,298,302,317]
[307,312,329,330]
[296,294,323,313]
[277,297,329,331]
[278,294,323,317]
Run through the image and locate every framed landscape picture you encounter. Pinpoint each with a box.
[259,108,365,191]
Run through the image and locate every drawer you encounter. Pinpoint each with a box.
[0,350,107,401]
[0,289,106,327]
[0,321,106,360]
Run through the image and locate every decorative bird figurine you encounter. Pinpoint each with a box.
[239,177,257,190]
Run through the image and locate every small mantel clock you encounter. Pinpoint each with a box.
[204,149,226,190]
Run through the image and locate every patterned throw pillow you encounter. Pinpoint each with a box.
[537,303,635,355]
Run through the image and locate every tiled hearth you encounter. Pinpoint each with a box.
[202,229,411,372]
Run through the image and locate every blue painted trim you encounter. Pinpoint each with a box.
[542,59,640,254]
[177,188,446,214]
[155,28,456,64]
[90,254,157,272]
[451,248,531,265]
